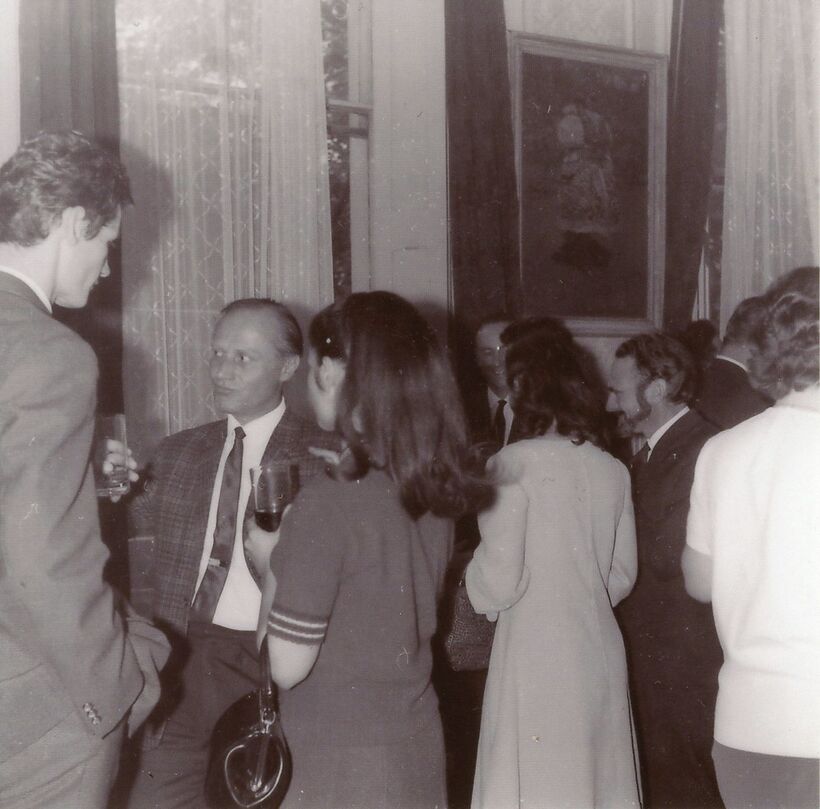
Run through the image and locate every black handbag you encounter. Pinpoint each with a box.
[205,637,292,808]
[443,576,496,672]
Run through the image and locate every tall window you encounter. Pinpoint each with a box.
[322,0,372,298]
[116,0,345,448]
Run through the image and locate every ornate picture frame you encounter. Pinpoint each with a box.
[511,33,667,335]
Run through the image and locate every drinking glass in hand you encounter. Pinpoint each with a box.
[250,463,300,532]
[94,414,130,498]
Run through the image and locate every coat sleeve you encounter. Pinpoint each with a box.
[0,330,145,740]
[607,464,638,606]
[467,450,531,614]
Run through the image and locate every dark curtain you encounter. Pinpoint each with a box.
[19,0,124,414]
[446,0,520,328]
[445,0,519,437]
[663,0,722,330]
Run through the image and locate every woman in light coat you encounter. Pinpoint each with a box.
[467,319,641,809]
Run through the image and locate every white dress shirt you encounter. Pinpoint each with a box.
[194,400,286,630]
[713,354,748,372]
[487,388,514,446]
[645,406,689,460]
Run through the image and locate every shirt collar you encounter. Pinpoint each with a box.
[715,354,748,372]
[0,265,53,313]
[226,398,286,441]
[646,406,689,457]
[487,387,509,409]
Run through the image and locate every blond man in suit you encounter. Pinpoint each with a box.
[128,299,336,808]
[0,131,169,809]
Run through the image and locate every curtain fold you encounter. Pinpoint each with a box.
[445,0,519,441]
[117,0,333,458]
[662,0,722,331]
[19,0,124,413]
[721,0,819,328]
[446,0,520,329]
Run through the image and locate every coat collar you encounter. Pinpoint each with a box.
[0,270,51,314]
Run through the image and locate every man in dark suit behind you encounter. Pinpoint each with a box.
[473,315,514,447]
[694,296,772,431]
[606,332,723,808]
[128,298,335,808]
[0,132,169,808]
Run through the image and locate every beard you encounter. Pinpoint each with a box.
[616,385,653,437]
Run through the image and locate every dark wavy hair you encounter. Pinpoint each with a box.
[723,296,768,347]
[503,317,610,450]
[750,266,819,399]
[0,130,131,246]
[674,319,718,367]
[308,291,493,519]
[615,332,698,405]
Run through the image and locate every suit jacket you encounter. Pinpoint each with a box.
[0,273,156,764]
[132,408,335,637]
[616,409,723,806]
[694,357,771,431]
[618,409,720,664]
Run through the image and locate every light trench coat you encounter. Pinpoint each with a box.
[467,436,641,809]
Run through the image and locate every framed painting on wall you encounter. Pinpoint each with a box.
[510,33,667,335]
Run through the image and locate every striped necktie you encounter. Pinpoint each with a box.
[191,425,245,621]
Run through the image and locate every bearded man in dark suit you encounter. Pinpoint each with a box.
[694,296,772,431]
[128,298,335,808]
[0,132,169,808]
[606,332,723,809]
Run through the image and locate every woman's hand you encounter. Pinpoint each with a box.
[308,445,342,466]
[244,516,282,580]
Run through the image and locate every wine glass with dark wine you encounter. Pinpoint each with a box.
[249,462,300,532]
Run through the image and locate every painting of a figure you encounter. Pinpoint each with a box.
[513,36,666,332]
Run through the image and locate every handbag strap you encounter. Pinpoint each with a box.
[257,636,279,723]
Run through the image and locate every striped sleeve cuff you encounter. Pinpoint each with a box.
[267,606,328,646]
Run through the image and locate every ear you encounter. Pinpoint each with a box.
[279,354,300,382]
[645,377,668,404]
[351,403,364,433]
[318,356,345,392]
[58,206,89,244]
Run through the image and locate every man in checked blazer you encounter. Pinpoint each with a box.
[606,332,723,809]
[128,298,336,808]
[0,132,170,808]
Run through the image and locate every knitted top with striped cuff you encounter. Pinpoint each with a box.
[267,467,453,746]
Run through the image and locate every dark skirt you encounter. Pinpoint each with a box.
[281,717,447,809]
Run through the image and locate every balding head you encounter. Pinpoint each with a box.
[210,299,302,424]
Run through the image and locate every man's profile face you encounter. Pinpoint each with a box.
[53,209,121,309]
[607,355,653,437]
[475,321,510,397]
[209,309,298,425]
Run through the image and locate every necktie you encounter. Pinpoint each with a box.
[494,399,507,446]
[630,442,650,476]
[191,425,245,621]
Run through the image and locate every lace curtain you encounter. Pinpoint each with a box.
[116,0,332,458]
[721,0,819,328]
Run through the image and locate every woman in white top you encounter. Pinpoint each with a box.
[684,266,820,809]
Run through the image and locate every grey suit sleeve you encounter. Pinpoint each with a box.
[0,331,144,739]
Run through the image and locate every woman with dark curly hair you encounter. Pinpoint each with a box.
[248,291,492,809]
[466,317,640,809]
